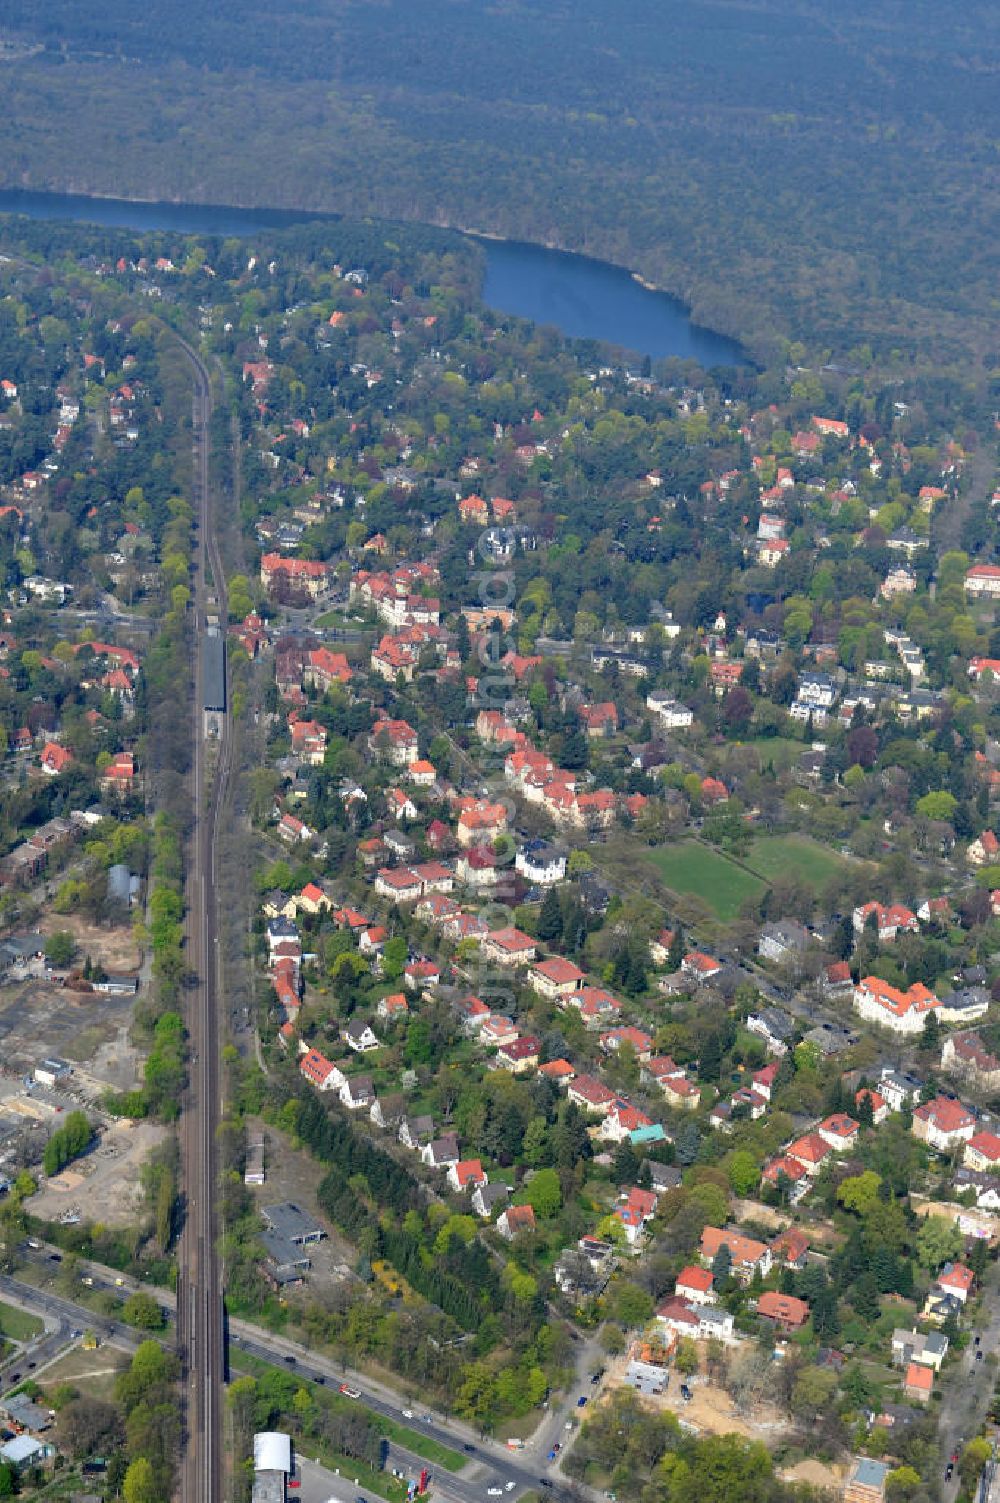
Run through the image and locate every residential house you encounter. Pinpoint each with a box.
[699,1227,772,1282]
[497,1204,536,1240]
[528,956,586,999]
[967,830,1000,866]
[515,840,567,885]
[942,1031,1000,1089]
[879,1068,924,1112]
[675,1265,716,1306]
[853,975,940,1034]
[757,1291,809,1331]
[482,927,537,967]
[855,1088,889,1125]
[817,1113,860,1152]
[421,1134,460,1169]
[655,1297,736,1343]
[758,920,810,964]
[770,1228,810,1269]
[852,901,919,941]
[339,1076,375,1110]
[844,1460,890,1503]
[785,1133,832,1175]
[964,1131,1000,1172]
[472,1182,510,1219]
[567,1074,616,1115]
[344,1020,379,1053]
[904,1363,933,1403]
[746,1007,795,1055]
[911,1095,976,1151]
[448,1159,488,1192]
[496,1036,542,1074]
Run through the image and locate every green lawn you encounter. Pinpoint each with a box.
[0,1300,44,1342]
[745,834,850,889]
[645,842,767,922]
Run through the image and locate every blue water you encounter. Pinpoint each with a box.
[479,236,744,366]
[0,187,743,364]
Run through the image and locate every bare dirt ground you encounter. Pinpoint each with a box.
[49,913,142,971]
[605,1348,788,1441]
[27,1117,167,1227]
[780,1459,847,1490]
[35,1343,128,1401]
[0,981,141,1090]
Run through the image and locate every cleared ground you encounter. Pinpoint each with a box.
[35,1342,126,1402]
[27,1117,167,1228]
[645,843,766,922]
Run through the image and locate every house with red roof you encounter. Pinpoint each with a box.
[852,900,919,941]
[905,1362,933,1402]
[482,927,536,967]
[681,951,723,980]
[675,1265,715,1306]
[964,1130,1000,1172]
[785,1133,831,1174]
[853,975,940,1034]
[40,742,73,776]
[965,564,1000,599]
[855,1088,889,1125]
[757,1291,809,1330]
[299,1048,343,1092]
[967,830,1000,867]
[935,1261,974,1305]
[447,1159,488,1192]
[770,1227,810,1268]
[761,1155,808,1190]
[567,1074,616,1115]
[528,956,586,999]
[912,1096,976,1151]
[600,1026,653,1061]
[699,1227,772,1281]
[497,1204,536,1240]
[817,1113,860,1151]
[496,1036,542,1074]
[614,1186,659,1247]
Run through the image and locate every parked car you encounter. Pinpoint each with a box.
[340,1384,361,1399]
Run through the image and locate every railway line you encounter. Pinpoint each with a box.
[172,332,232,1503]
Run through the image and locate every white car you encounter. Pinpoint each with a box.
[402,1410,413,1419]
[505,1483,516,1491]
[488,1489,503,1496]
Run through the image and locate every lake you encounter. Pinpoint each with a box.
[0,187,743,365]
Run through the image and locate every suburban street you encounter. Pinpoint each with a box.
[0,1259,596,1500]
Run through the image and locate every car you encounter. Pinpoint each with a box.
[356,1495,367,1503]
[564,1421,573,1430]
[340,1385,361,1399]
[951,1452,959,1464]
[8,1374,19,1384]
[547,1451,557,1463]
[680,1385,693,1402]
[488,1488,504,1496]
[590,1369,604,1384]
[552,1443,561,1454]
[402,1409,413,1419]
[284,1355,296,1365]
[976,1350,984,1362]
[288,1482,301,1491]
[539,1481,554,1490]
[946,1465,954,1482]
[27,1361,35,1370]
[975,1335,981,1347]
[316,1376,326,1385]
[506,1482,516,1491]
[577,1396,587,1408]
[49,1252,61,1262]
[464,1445,476,1454]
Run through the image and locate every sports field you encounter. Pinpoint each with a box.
[745,834,850,889]
[646,834,850,921]
[646,843,766,922]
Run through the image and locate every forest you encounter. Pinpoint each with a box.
[0,0,995,364]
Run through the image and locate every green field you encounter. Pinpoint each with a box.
[745,835,850,889]
[0,1300,44,1342]
[645,843,766,922]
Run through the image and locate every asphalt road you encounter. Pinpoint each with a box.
[938,1257,1000,1500]
[0,1262,593,1503]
